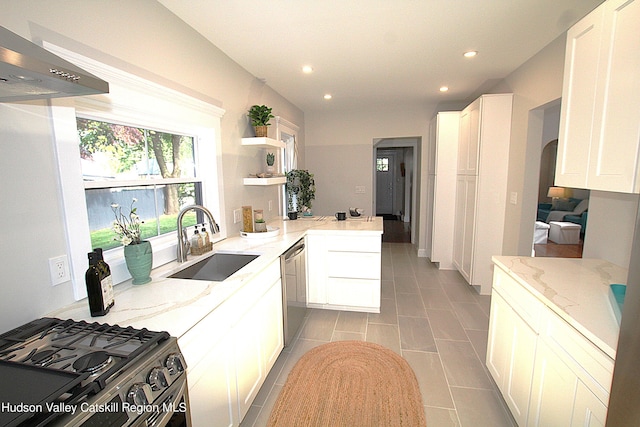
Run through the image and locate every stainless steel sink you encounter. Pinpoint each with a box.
[169,253,259,281]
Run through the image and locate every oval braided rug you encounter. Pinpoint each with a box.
[267,340,426,427]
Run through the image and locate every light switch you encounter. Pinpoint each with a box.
[509,192,518,205]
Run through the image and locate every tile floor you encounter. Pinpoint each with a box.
[240,242,516,427]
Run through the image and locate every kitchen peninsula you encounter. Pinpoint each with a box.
[49,216,383,427]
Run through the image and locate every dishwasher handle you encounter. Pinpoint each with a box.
[284,242,305,260]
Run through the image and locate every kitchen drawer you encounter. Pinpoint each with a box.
[493,266,543,332]
[327,277,380,308]
[325,235,381,253]
[541,309,614,403]
[327,251,381,279]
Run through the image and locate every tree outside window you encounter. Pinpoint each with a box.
[77,118,199,250]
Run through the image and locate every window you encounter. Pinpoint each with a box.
[77,119,200,251]
[45,42,226,299]
[377,157,389,172]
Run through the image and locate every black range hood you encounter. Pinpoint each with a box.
[0,26,109,102]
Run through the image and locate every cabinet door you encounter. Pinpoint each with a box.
[587,0,640,193]
[486,291,511,386]
[453,175,477,282]
[528,340,578,427]
[233,304,265,421]
[188,332,236,427]
[572,380,607,427]
[457,99,480,175]
[556,5,604,189]
[259,279,284,373]
[487,291,537,427]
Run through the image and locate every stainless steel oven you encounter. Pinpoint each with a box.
[280,238,308,347]
[0,318,191,427]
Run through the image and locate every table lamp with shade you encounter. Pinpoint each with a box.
[548,186,572,203]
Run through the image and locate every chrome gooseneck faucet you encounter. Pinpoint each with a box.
[176,205,220,262]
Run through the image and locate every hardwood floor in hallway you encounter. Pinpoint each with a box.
[240,243,516,427]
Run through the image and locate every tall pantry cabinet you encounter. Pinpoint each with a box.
[427,111,460,270]
[453,94,513,295]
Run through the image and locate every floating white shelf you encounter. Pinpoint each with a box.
[241,137,286,149]
[243,176,287,186]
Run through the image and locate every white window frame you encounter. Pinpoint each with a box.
[46,43,226,300]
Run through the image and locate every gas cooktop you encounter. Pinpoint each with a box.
[0,317,171,426]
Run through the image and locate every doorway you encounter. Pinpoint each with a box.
[375,150,396,216]
[373,138,418,243]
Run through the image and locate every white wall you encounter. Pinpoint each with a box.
[583,192,639,267]
[0,1,303,331]
[305,104,434,249]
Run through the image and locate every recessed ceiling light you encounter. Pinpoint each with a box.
[463,51,478,58]
[323,94,332,100]
[439,86,449,92]
[302,65,314,74]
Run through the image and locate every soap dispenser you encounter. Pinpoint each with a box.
[191,226,201,249]
[201,225,210,246]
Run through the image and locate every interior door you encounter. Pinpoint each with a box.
[376,152,395,215]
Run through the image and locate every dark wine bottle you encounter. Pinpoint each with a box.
[85,250,113,317]
[94,248,115,311]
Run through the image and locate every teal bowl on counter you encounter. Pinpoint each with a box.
[609,284,627,325]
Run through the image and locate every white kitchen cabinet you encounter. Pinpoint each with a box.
[488,262,614,427]
[233,301,265,421]
[307,234,381,312]
[181,302,236,427]
[487,267,541,426]
[189,332,236,427]
[232,259,282,421]
[572,381,608,427]
[258,276,284,376]
[453,93,512,294]
[180,258,284,426]
[427,111,460,269]
[556,0,640,193]
[527,339,579,427]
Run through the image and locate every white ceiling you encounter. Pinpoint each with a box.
[158,0,603,113]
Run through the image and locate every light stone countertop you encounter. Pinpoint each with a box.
[492,256,628,359]
[49,216,383,339]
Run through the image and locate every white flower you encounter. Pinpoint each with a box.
[110,198,143,246]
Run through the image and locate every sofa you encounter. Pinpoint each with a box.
[537,198,589,234]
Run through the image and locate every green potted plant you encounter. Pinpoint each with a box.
[266,152,275,173]
[286,169,316,217]
[248,104,275,137]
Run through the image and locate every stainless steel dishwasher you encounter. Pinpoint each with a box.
[280,238,308,347]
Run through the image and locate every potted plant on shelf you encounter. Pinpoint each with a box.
[248,104,275,137]
[111,198,152,285]
[266,152,275,173]
[286,169,316,218]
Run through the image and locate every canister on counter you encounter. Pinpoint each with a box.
[242,206,254,233]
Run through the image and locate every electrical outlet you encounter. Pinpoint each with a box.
[355,186,366,194]
[233,208,242,224]
[510,191,518,205]
[49,255,70,286]
[268,200,273,211]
